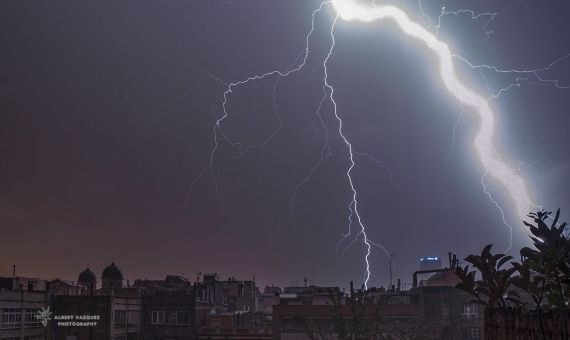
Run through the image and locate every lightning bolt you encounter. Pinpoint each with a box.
[325,14,375,287]
[185,0,567,288]
[332,1,535,222]
[417,2,569,253]
[291,6,401,287]
[188,1,330,219]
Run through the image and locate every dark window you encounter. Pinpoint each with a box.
[176,311,189,325]
[151,311,164,324]
[462,327,480,340]
[114,310,127,327]
[166,312,177,324]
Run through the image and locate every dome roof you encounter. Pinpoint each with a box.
[78,267,97,284]
[102,262,123,281]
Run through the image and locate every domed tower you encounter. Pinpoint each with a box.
[78,267,97,292]
[101,262,123,290]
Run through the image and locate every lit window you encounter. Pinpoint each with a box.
[462,303,479,319]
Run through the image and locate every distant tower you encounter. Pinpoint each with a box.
[101,262,123,290]
[78,267,97,293]
[419,256,442,272]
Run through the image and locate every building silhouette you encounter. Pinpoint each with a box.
[1,257,482,339]
[101,263,123,291]
[78,268,97,293]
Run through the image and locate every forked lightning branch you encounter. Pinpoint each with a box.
[191,0,567,288]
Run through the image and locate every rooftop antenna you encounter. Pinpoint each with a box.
[12,265,16,291]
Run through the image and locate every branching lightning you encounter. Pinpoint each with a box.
[188,1,330,217]
[333,0,536,219]
[354,151,407,193]
[436,7,499,39]
[325,14,376,287]
[445,104,464,162]
[454,53,570,96]
[184,0,569,287]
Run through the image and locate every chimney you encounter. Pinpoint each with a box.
[452,253,457,268]
[448,252,452,268]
